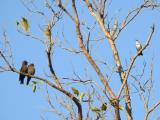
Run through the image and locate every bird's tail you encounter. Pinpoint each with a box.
[26,77,31,85]
[19,74,24,84]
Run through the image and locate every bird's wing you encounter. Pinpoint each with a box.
[20,65,27,73]
[33,68,35,75]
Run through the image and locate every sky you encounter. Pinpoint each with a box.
[0,0,160,120]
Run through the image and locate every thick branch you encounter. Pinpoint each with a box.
[47,51,62,88]
[84,1,133,120]
[44,24,62,88]
[72,0,116,99]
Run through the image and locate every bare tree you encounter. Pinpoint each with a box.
[0,0,160,120]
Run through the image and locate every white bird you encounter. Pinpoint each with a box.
[135,40,143,56]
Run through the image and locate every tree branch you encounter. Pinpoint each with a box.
[72,0,116,100]
[144,99,160,120]
[0,50,82,120]
[84,1,133,119]
[117,24,155,99]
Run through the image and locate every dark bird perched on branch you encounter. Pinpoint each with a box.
[19,60,28,84]
[136,40,143,56]
[27,64,35,85]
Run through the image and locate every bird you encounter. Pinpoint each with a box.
[27,64,35,85]
[136,40,143,56]
[19,60,28,84]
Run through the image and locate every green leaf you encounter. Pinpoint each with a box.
[32,81,44,85]
[101,103,107,111]
[21,17,29,32]
[79,92,85,101]
[72,87,79,96]
[32,85,37,93]
[118,105,124,111]
[90,106,101,113]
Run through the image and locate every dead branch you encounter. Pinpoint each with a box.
[71,0,116,100]
[117,24,155,99]
[0,50,82,120]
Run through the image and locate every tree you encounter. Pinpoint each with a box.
[0,0,160,120]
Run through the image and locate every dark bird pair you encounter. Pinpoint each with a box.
[19,60,35,85]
